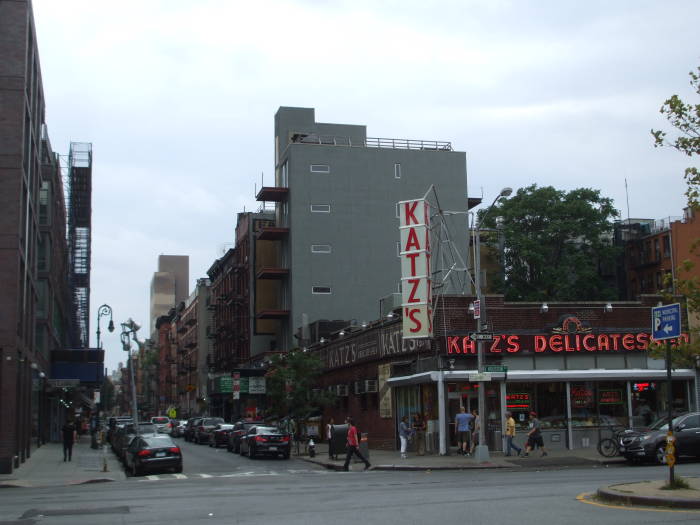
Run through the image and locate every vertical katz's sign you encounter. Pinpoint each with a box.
[399,198,433,338]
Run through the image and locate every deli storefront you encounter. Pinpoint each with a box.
[387,296,699,454]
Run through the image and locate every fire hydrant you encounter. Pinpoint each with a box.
[308,438,316,457]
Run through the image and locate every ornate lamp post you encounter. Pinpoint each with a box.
[96,304,115,348]
[121,318,143,431]
[473,187,512,462]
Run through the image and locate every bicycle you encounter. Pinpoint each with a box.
[597,426,626,457]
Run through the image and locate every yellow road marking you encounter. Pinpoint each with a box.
[576,492,700,513]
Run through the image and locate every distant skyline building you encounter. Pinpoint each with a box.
[149,255,189,335]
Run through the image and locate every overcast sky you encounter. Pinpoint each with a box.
[32,0,699,373]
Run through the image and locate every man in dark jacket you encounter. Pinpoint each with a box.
[62,420,77,461]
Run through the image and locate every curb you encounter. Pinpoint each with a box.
[597,486,700,509]
[299,457,510,471]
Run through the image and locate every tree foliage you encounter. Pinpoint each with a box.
[650,65,700,368]
[480,184,619,302]
[264,349,334,427]
[651,66,700,208]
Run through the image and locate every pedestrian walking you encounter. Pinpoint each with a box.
[61,420,77,462]
[398,415,412,459]
[523,411,547,457]
[412,413,426,456]
[326,417,336,460]
[343,417,371,471]
[504,411,523,457]
[454,406,473,456]
[469,409,480,455]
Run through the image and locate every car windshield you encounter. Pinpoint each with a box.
[151,417,169,424]
[648,415,684,431]
[204,418,224,425]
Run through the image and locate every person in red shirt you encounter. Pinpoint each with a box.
[343,417,371,471]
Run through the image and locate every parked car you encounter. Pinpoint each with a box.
[227,421,262,453]
[123,434,183,476]
[170,420,187,438]
[239,425,291,459]
[184,417,202,442]
[150,416,171,433]
[194,417,225,444]
[113,422,159,461]
[619,412,700,463]
[209,424,234,448]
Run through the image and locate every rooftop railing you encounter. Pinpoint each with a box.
[290,133,452,151]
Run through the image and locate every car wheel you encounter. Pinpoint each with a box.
[209,440,213,447]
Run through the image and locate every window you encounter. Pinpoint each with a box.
[663,235,671,258]
[311,244,331,254]
[394,163,401,179]
[310,204,330,213]
[310,164,330,173]
[312,286,332,294]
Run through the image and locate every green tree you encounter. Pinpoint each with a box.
[651,66,700,208]
[265,349,334,432]
[481,184,619,302]
[650,65,700,368]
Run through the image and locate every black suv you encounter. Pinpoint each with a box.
[619,412,700,463]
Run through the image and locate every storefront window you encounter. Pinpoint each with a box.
[631,380,690,428]
[570,381,627,428]
[536,383,567,430]
[506,384,534,430]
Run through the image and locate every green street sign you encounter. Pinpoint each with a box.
[484,365,508,373]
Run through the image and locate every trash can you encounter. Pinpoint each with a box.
[331,424,348,460]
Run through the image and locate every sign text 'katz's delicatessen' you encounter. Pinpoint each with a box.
[445,332,689,355]
[445,315,688,355]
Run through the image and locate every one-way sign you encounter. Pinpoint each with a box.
[652,303,681,341]
[469,332,494,342]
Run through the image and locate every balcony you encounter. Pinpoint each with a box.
[256,226,289,240]
[256,186,289,202]
[256,309,290,320]
[255,267,289,280]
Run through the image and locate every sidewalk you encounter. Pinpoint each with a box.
[0,439,125,489]
[596,478,700,509]
[300,442,626,471]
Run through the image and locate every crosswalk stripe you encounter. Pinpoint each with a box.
[146,475,159,481]
[199,474,213,478]
[173,473,187,479]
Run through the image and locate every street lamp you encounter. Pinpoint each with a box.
[473,187,512,462]
[121,318,142,432]
[96,304,114,349]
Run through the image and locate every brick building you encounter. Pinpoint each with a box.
[313,295,698,453]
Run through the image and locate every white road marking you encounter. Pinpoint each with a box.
[173,473,187,479]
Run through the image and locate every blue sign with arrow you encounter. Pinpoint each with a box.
[651,303,681,341]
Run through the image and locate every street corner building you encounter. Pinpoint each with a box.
[313,295,699,454]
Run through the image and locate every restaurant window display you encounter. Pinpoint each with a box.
[631,381,690,428]
[570,381,627,428]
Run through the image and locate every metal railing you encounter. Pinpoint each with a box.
[289,133,452,151]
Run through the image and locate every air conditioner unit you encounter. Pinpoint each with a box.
[364,379,378,393]
[353,381,365,395]
[336,384,349,397]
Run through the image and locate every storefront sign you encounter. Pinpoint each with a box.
[571,386,593,407]
[378,363,392,419]
[398,198,432,338]
[506,392,531,410]
[599,389,623,405]
[445,332,689,355]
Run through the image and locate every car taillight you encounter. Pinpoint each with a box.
[169,447,181,454]
[280,435,290,442]
[255,436,268,443]
[137,450,152,457]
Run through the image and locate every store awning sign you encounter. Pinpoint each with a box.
[398,198,432,339]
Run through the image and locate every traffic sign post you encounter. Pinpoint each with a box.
[652,303,682,486]
[652,303,681,341]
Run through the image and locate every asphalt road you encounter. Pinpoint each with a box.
[1,442,699,525]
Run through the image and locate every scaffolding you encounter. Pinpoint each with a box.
[66,142,92,348]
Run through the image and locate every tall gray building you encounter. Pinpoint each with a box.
[254,107,468,352]
[149,255,189,335]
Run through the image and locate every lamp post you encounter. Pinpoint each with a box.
[473,187,512,462]
[96,304,115,349]
[121,318,142,432]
